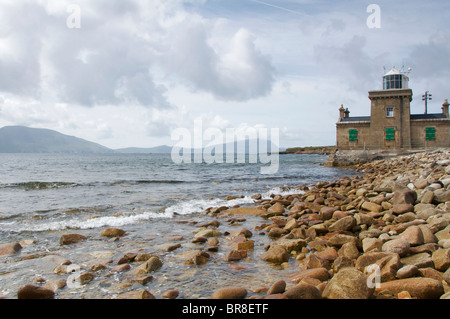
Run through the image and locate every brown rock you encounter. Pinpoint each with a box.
[17,284,55,299]
[60,234,87,245]
[162,290,179,299]
[356,252,401,282]
[211,287,247,299]
[132,256,163,274]
[289,268,330,283]
[223,207,266,216]
[43,278,67,291]
[444,268,450,285]
[418,267,444,282]
[116,290,155,299]
[101,228,126,237]
[0,242,22,256]
[396,265,419,279]
[435,190,450,203]
[266,280,286,295]
[322,268,374,299]
[78,272,95,285]
[260,245,289,264]
[400,252,433,269]
[382,238,410,257]
[376,278,444,299]
[319,207,338,220]
[400,225,424,246]
[283,283,321,299]
[264,202,285,217]
[111,264,131,272]
[392,189,417,206]
[432,249,450,271]
[305,253,330,270]
[327,233,360,248]
[273,238,307,252]
[361,201,383,213]
[420,190,434,204]
[392,204,414,214]
[225,250,247,262]
[132,275,154,285]
[328,216,356,232]
[338,241,360,260]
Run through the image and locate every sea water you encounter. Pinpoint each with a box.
[0,153,355,298]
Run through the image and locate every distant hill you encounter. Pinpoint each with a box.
[115,145,172,154]
[0,126,114,154]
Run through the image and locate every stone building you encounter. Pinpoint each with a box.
[336,67,450,150]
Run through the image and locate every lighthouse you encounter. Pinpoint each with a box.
[336,66,450,150]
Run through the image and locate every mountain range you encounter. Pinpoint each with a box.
[0,126,282,154]
[0,126,171,154]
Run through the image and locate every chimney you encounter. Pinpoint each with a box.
[442,99,449,118]
[344,108,350,118]
[339,104,345,120]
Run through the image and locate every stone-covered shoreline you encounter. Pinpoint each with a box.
[2,149,450,299]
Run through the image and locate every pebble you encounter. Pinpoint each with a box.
[211,287,247,299]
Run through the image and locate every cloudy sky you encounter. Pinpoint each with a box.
[0,0,449,149]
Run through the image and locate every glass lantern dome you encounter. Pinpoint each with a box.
[383,67,409,90]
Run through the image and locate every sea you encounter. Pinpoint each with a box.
[0,153,357,299]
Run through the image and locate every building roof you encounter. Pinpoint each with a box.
[340,113,447,123]
[340,116,371,122]
[410,113,447,120]
[384,67,402,76]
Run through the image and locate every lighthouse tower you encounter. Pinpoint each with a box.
[368,67,413,149]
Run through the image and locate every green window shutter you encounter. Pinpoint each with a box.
[349,129,358,141]
[385,128,395,141]
[425,127,435,140]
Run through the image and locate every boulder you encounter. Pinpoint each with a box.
[211,287,247,299]
[322,268,374,299]
[273,238,307,252]
[392,189,417,206]
[116,290,156,299]
[431,249,450,271]
[266,280,286,295]
[260,245,289,264]
[101,228,126,237]
[283,283,321,299]
[382,238,410,257]
[195,229,221,238]
[60,234,87,245]
[0,242,22,256]
[132,256,163,274]
[399,225,424,246]
[17,285,55,299]
[435,190,450,203]
[288,268,330,283]
[328,216,356,232]
[376,278,444,299]
[361,201,383,213]
[400,252,433,269]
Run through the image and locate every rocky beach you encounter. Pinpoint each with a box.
[1,149,450,300]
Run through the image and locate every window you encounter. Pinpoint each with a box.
[425,127,435,140]
[386,107,394,117]
[385,128,395,141]
[349,129,358,141]
[383,74,403,89]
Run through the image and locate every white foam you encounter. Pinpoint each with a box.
[11,211,172,232]
[262,186,304,199]
[163,196,255,216]
[10,189,302,232]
